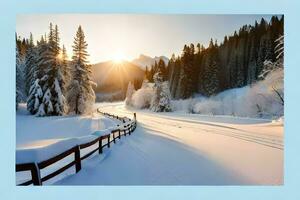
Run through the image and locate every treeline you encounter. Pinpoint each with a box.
[146,16,283,98]
[16,24,95,116]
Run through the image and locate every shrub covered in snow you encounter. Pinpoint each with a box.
[131,80,154,109]
[171,98,197,113]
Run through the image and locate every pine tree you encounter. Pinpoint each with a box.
[259,35,284,79]
[148,65,154,82]
[24,33,37,95]
[27,77,44,115]
[144,66,149,81]
[67,25,95,114]
[125,81,136,106]
[16,46,25,109]
[247,37,257,84]
[45,23,66,115]
[61,45,71,93]
[202,45,220,96]
[167,15,283,98]
[157,58,167,81]
[54,25,60,55]
[151,69,172,112]
[26,36,45,114]
[31,23,66,116]
[168,54,176,93]
[176,44,195,99]
[170,56,182,98]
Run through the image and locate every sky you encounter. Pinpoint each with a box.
[16,14,276,64]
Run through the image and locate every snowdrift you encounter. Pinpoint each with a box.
[16,135,98,164]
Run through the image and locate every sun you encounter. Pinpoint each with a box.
[112,52,126,64]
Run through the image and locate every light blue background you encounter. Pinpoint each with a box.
[0,0,299,199]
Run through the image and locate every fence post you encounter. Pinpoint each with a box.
[134,113,136,121]
[113,132,116,143]
[32,163,42,185]
[74,146,81,173]
[108,136,110,148]
[99,137,103,154]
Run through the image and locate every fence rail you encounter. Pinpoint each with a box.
[16,109,137,186]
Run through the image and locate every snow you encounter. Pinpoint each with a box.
[131,81,154,109]
[16,103,122,185]
[173,68,283,119]
[150,75,172,112]
[16,101,283,185]
[16,135,98,164]
[53,78,66,115]
[55,102,283,185]
[55,125,244,185]
[125,81,136,106]
[95,91,123,102]
[16,103,119,148]
[130,69,283,119]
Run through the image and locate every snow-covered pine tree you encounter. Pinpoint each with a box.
[67,25,95,115]
[51,25,67,115]
[151,69,172,112]
[61,45,71,93]
[24,33,37,95]
[33,23,66,116]
[26,36,47,115]
[259,35,284,80]
[27,78,44,115]
[26,35,47,114]
[125,81,136,106]
[160,81,172,112]
[255,35,284,116]
[16,46,25,109]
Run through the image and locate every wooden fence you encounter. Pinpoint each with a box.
[16,110,137,186]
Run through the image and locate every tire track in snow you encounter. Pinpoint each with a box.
[100,104,283,149]
[138,116,283,150]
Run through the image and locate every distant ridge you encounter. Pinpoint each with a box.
[91,60,144,94]
[132,54,169,70]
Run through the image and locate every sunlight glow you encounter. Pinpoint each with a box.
[112,52,126,64]
[56,53,63,60]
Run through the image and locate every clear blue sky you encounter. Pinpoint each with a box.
[16,14,275,64]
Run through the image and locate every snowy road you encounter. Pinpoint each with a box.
[56,102,283,185]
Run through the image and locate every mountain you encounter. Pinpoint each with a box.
[92,60,145,95]
[131,54,169,70]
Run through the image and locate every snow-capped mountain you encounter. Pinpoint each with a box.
[132,54,169,70]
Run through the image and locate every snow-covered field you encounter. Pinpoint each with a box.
[16,103,120,185]
[16,104,119,148]
[16,102,283,185]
